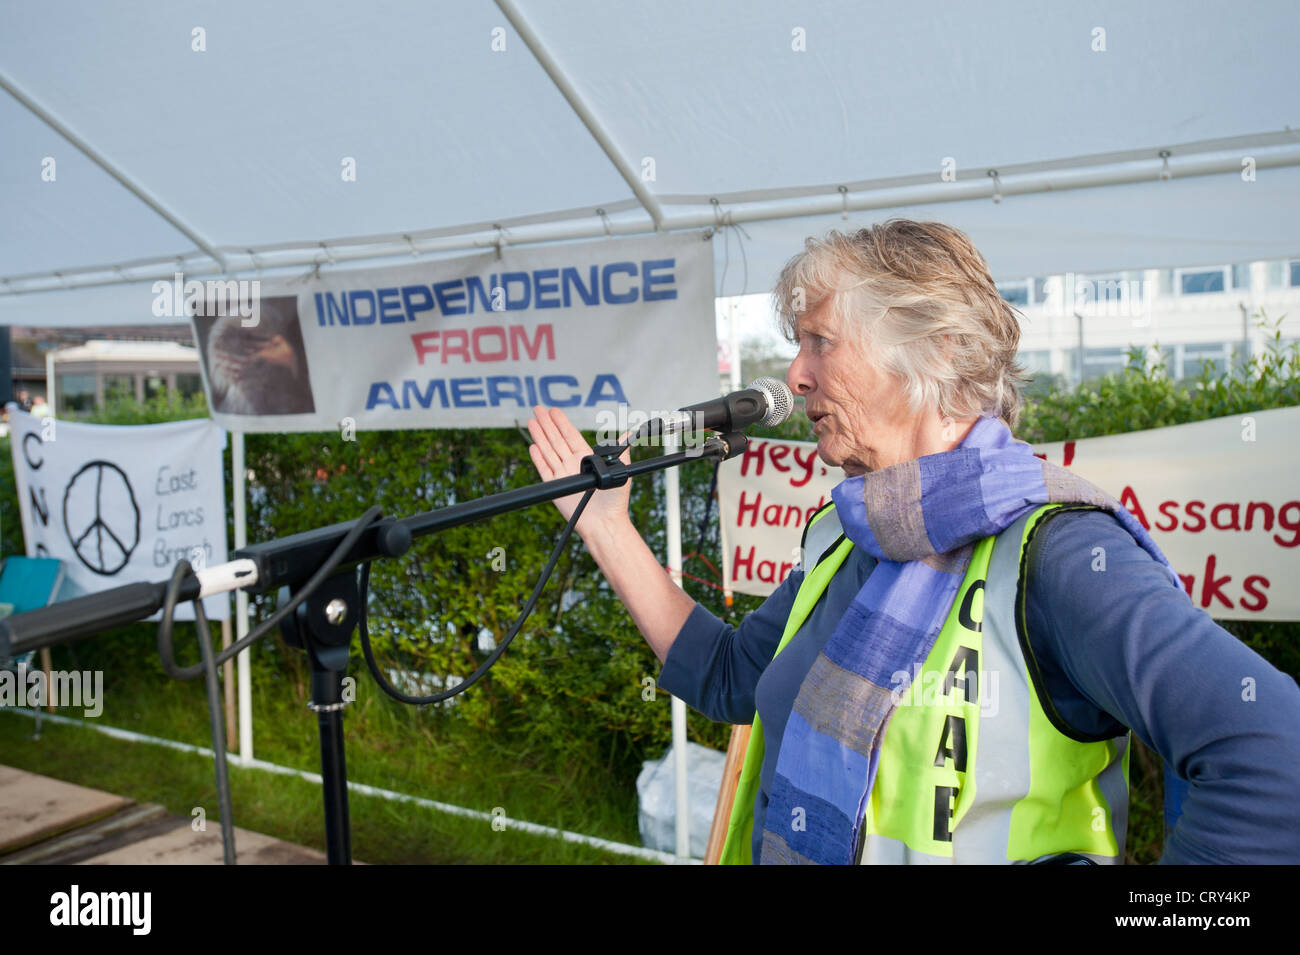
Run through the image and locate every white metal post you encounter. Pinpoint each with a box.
[664,432,689,858]
[232,431,253,764]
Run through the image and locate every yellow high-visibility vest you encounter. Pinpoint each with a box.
[719,502,1130,864]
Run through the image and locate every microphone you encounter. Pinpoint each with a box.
[633,378,794,441]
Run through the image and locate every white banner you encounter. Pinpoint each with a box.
[7,410,229,620]
[718,408,1300,620]
[186,233,717,433]
[718,437,840,596]
[1034,406,1299,621]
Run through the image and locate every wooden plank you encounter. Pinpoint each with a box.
[0,766,131,855]
[1,803,169,865]
[704,723,751,865]
[80,824,330,865]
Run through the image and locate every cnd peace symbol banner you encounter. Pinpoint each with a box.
[5,409,229,620]
[718,407,1300,621]
[187,232,717,434]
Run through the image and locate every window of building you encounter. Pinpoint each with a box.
[1016,350,1051,375]
[103,373,136,400]
[1177,268,1227,294]
[57,374,97,413]
[1291,261,1300,287]
[143,372,167,400]
[997,281,1029,306]
[1178,342,1234,379]
[1082,347,1129,380]
[176,373,203,397]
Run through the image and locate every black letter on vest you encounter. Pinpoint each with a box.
[933,715,968,773]
[958,579,985,632]
[933,786,957,842]
[943,645,979,703]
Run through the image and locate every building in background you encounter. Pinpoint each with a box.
[999,259,1300,388]
[46,340,201,415]
[4,323,195,415]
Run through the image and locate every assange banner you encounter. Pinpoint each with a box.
[717,407,1299,620]
[1033,406,1298,621]
[7,410,229,620]
[717,437,840,595]
[184,233,717,433]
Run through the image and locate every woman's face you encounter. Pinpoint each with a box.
[786,297,940,476]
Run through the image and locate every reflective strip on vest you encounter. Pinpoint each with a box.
[718,503,1129,865]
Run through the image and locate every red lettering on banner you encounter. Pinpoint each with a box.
[801,497,827,525]
[1176,555,1272,612]
[759,501,800,530]
[442,329,471,363]
[735,490,829,531]
[733,545,755,581]
[791,447,819,487]
[737,490,761,527]
[473,326,508,361]
[1210,503,1241,531]
[769,445,791,472]
[1120,485,1149,529]
[1245,501,1274,532]
[1128,493,1296,544]
[412,331,439,363]
[1276,502,1300,547]
[739,440,767,477]
[1199,553,1233,610]
[1241,575,1271,612]
[1156,500,1179,532]
[1032,441,1076,467]
[409,324,555,364]
[510,324,555,361]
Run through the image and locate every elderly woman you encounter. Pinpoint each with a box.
[526,219,1300,865]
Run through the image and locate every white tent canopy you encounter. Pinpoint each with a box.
[2,0,1299,325]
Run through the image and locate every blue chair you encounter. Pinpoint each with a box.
[0,556,67,739]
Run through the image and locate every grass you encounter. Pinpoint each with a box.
[0,636,660,865]
[2,623,1173,866]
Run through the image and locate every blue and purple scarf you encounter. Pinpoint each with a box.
[758,415,1181,864]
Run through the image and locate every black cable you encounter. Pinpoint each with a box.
[154,504,385,865]
[160,560,236,865]
[359,488,595,705]
[158,506,385,680]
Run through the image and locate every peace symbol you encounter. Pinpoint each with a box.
[62,460,141,576]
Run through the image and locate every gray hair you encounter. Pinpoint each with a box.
[773,220,1029,428]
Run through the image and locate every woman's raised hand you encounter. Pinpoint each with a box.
[526,405,632,534]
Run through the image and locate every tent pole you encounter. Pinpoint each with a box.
[493,0,665,229]
[9,143,1300,297]
[0,69,228,272]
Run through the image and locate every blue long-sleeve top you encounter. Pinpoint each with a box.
[657,509,1300,864]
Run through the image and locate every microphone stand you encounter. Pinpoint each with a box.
[0,432,749,865]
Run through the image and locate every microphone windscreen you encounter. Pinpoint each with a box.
[748,377,794,425]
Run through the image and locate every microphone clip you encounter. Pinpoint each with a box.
[581,446,632,490]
